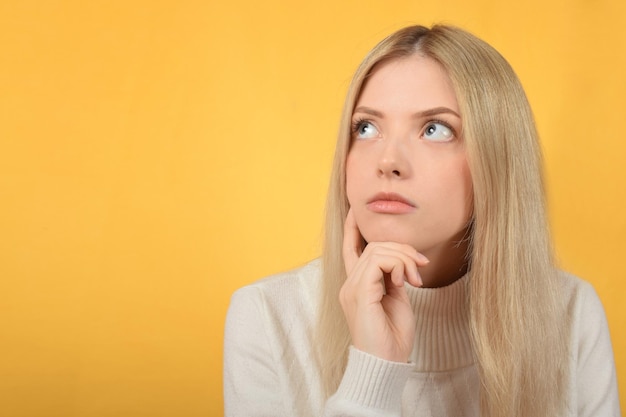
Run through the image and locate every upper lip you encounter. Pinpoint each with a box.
[367,192,416,207]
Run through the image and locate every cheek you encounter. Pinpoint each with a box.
[460,161,473,208]
[345,151,361,204]
[430,156,473,217]
[452,160,474,220]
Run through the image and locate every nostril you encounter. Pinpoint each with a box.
[392,170,400,176]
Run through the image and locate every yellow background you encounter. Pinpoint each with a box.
[0,1,624,415]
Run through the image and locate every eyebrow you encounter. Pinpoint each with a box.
[353,105,461,119]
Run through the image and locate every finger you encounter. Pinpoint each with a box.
[389,263,405,288]
[361,245,423,287]
[342,208,363,274]
[364,241,430,267]
[402,259,423,288]
[365,252,415,289]
[390,256,422,288]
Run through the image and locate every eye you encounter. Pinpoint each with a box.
[423,121,454,142]
[352,119,380,140]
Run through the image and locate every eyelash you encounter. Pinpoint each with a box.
[351,118,371,134]
[350,118,457,139]
[426,119,457,137]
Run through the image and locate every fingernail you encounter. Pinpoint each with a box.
[416,270,424,287]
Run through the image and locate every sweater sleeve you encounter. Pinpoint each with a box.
[324,347,413,417]
[575,283,621,416]
[223,286,285,417]
[224,285,414,417]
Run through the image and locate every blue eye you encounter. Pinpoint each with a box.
[423,122,454,142]
[352,120,380,140]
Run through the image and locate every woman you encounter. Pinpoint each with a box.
[224,25,620,417]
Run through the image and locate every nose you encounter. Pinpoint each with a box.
[377,139,411,179]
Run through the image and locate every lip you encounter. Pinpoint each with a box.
[366,192,417,214]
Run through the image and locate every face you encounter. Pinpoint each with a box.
[346,54,473,271]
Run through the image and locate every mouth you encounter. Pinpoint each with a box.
[366,192,417,214]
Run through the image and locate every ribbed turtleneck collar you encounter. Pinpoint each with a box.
[405,274,475,372]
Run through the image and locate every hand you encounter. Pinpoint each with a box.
[339,209,429,363]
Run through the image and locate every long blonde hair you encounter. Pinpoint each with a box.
[316,25,568,416]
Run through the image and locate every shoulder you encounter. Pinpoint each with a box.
[224,259,323,374]
[224,259,326,416]
[557,275,620,414]
[231,258,322,306]
[226,259,322,329]
[557,271,615,366]
[558,271,607,320]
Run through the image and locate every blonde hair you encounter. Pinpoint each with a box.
[316,25,568,416]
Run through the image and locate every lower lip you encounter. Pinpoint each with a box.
[367,200,416,214]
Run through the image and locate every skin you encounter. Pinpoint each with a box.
[340,54,473,363]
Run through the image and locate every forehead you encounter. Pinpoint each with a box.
[356,55,459,114]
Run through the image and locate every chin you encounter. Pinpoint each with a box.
[359,225,468,256]
[361,228,418,247]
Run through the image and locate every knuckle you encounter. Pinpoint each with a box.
[338,289,346,306]
[339,281,351,302]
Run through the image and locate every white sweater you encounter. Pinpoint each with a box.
[223,259,620,416]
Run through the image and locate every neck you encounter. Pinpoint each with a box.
[418,234,469,288]
[406,273,475,371]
